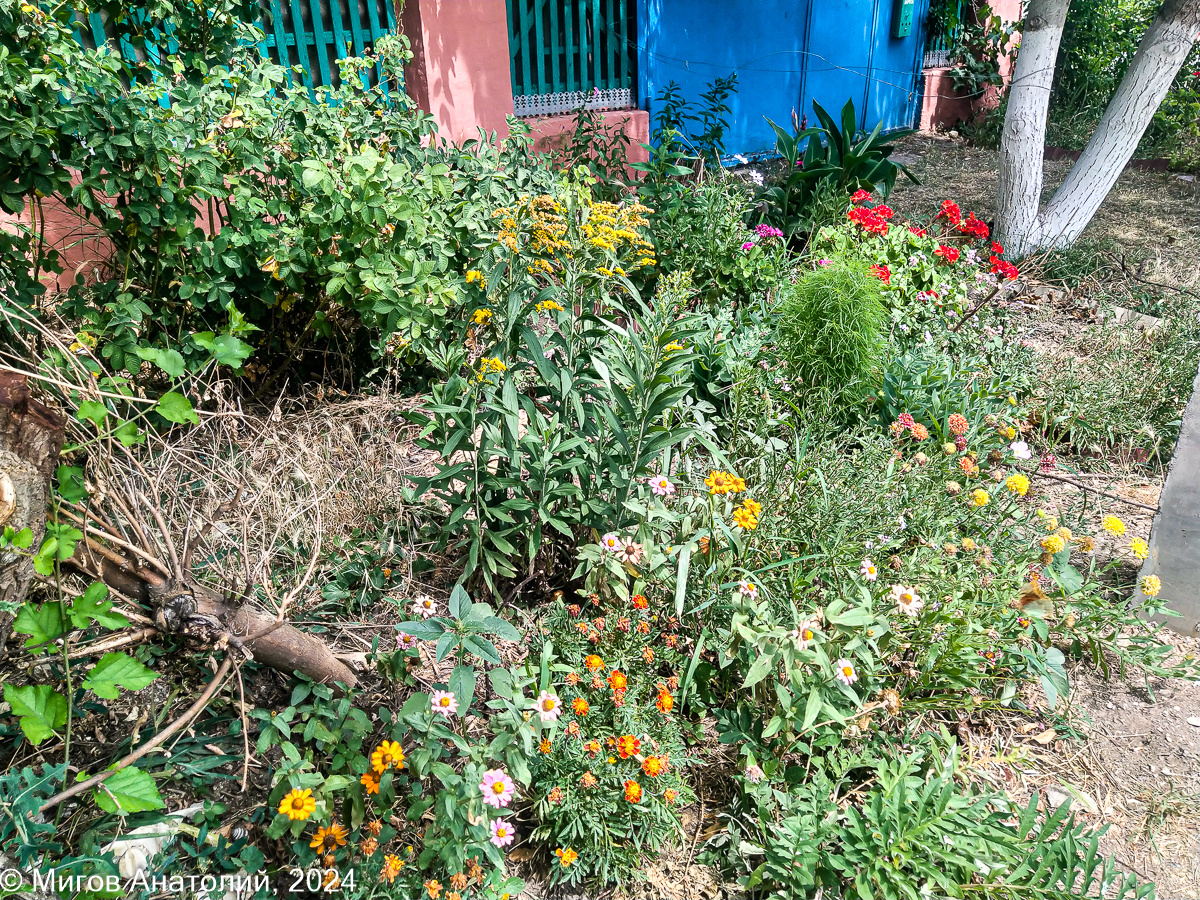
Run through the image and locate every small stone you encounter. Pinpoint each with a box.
[1187,716,1200,727]
[1045,788,1069,809]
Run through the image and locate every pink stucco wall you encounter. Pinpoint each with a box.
[402,0,515,142]
[525,109,651,170]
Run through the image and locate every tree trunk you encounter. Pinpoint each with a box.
[0,372,66,653]
[1036,0,1200,246]
[995,0,1073,256]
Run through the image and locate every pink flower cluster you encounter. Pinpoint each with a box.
[754,224,784,240]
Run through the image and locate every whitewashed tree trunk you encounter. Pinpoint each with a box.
[1037,0,1200,246]
[997,0,1200,254]
[995,0,1072,256]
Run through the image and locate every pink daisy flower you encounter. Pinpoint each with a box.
[737,580,758,599]
[648,475,676,497]
[533,690,562,723]
[859,558,878,582]
[600,533,622,553]
[480,769,515,808]
[430,690,458,716]
[396,631,417,650]
[490,818,516,847]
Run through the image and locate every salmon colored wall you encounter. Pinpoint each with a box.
[1,188,113,294]
[525,110,651,170]
[920,0,1023,130]
[402,0,515,142]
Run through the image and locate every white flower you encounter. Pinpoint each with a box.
[859,559,878,582]
[889,585,924,617]
[532,690,562,723]
[617,539,644,565]
[412,595,437,619]
[737,580,758,599]
[790,619,818,651]
[834,658,859,686]
[1010,441,1032,460]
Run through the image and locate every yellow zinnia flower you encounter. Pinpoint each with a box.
[279,788,316,821]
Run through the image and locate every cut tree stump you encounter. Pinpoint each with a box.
[0,371,66,655]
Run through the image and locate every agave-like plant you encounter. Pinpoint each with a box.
[756,98,919,240]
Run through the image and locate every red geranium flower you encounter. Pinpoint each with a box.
[934,244,960,263]
[868,264,891,284]
[850,189,871,204]
[936,199,961,226]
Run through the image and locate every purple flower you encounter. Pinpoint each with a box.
[741,241,755,251]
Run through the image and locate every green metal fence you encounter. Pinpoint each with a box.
[72,0,398,91]
[506,0,635,116]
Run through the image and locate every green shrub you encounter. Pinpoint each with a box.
[775,262,886,397]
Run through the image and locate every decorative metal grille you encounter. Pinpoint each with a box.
[507,0,636,118]
[513,87,633,117]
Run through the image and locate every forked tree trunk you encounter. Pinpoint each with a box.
[997,0,1200,254]
[995,0,1072,256]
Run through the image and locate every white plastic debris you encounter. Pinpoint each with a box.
[101,803,204,879]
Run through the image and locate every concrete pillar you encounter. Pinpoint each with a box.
[1137,359,1200,637]
[401,0,515,142]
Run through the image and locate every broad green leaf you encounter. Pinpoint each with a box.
[82,652,158,700]
[93,766,165,815]
[68,583,129,630]
[136,347,186,379]
[13,601,67,651]
[155,392,199,425]
[743,650,775,689]
[449,664,476,713]
[5,684,68,744]
[75,400,109,428]
[55,465,88,503]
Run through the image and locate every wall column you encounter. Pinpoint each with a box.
[402,0,515,142]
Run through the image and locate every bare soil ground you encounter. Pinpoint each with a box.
[889,133,1200,899]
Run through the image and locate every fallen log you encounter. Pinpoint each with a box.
[0,369,356,689]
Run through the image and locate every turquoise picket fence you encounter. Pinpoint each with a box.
[72,0,399,91]
[506,0,636,116]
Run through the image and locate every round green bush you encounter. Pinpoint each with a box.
[775,262,886,395]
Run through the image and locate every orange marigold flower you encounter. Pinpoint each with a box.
[911,423,929,441]
[565,671,580,685]
[555,847,578,868]
[580,772,598,788]
[616,734,641,758]
[624,780,643,803]
[360,836,379,856]
[380,854,403,884]
[656,687,674,714]
[608,670,628,691]
[584,739,601,755]
[572,698,590,716]
[425,879,442,899]
[642,646,655,663]
[584,654,604,671]
[365,820,383,836]
[565,720,581,738]
[547,786,564,804]
[664,788,678,804]
[642,755,667,777]
[539,738,552,754]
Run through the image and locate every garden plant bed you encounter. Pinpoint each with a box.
[5,19,1200,900]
